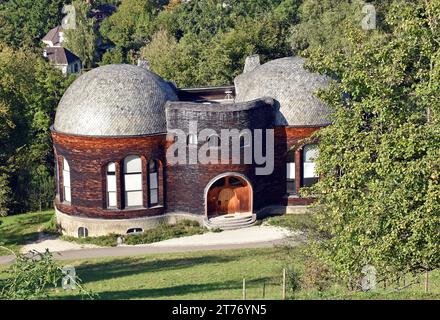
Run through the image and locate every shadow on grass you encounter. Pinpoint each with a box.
[73,255,238,284]
[56,277,274,300]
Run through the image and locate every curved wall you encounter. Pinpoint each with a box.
[52,129,167,219]
[164,98,276,215]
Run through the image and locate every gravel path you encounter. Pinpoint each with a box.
[0,225,298,265]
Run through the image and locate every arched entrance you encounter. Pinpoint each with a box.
[205,174,253,218]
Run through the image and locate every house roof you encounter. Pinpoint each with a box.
[234,56,331,127]
[42,25,63,46]
[54,64,179,137]
[44,47,80,66]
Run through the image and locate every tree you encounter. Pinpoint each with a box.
[99,0,164,51]
[0,0,66,48]
[298,0,440,286]
[140,0,300,87]
[99,46,125,65]
[64,0,98,68]
[0,44,72,215]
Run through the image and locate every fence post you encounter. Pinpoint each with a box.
[282,268,286,300]
[243,278,246,300]
[262,281,266,299]
[425,271,429,293]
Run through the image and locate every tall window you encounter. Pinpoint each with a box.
[55,157,60,196]
[286,150,296,194]
[187,133,198,145]
[207,135,220,148]
[124,156,143,207]
[63,158,71,203]
[303,144,319,187]
[107,162,117,208]
[149,160,159,206]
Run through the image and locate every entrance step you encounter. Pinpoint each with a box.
[203,214,257,231]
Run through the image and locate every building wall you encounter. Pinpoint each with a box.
[165,99,276,216]
[52,130,167,219]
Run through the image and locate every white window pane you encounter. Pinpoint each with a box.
[287,163,295,179]
[124,174,142,191]
[64,186,71,202]
[126,191,143,207]
[107,162,116,173]
[63,171,71,187]
[149,173,158,189]
[150,189,158,205]
[63,159,70,171]
[107,175,117,192]
[124,156,142,173]
[304,145,319,162]
[304,163,318,178]
[108,192,117,207]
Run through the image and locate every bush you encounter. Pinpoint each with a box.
[300,257,334,292]
[124,220,206,246]
[0,249,95,300]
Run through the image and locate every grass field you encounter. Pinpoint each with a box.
[1,212,438,300]
[0,210,54,255]
[0,247,432,300]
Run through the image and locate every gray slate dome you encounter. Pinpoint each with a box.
[234,56,331,126]
[54,64,178,136]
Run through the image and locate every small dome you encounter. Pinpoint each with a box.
[54,64,178,136]
[234,57,331,126]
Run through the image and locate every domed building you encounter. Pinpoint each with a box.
[52,56,331,237]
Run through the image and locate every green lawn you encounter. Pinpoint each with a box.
[1,213,438,300]
[14,247,434,300]
[0,210,54,255]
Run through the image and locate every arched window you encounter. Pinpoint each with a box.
[286,150,296,194]
[124,156,143,207]
[62,158,71,203]
[207,135,220,148]
[303,144,319,187]
[148,160,159,206]
[107,162,117,208]
[187,133,198,145]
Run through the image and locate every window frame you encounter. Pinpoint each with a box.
[148,160,159,207]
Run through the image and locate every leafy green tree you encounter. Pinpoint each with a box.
[0,45,71,215]
[99,46,126,65]
[299,0,440,286]
[99,0,165,51]
[141,0,300,87]
[64,0,98,68]
[0,0,66,48]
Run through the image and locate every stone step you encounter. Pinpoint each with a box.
[203,214,257,230]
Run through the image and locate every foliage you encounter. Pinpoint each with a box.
[0,45,72,214]
[0,0,66,48]
[108,0,302,87]
[99,0,166,51]
[64,0,98,68]
[296,0,440,285]
[62,220,207,247]
[0,249,96,300]
[99,46,126,65]
[124,220,206,245]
